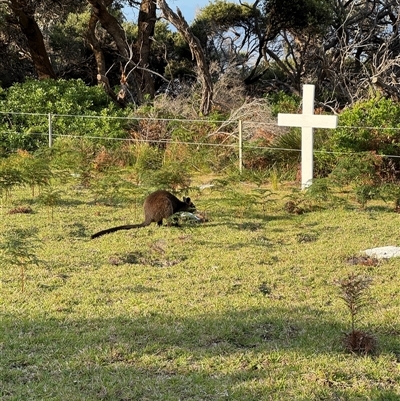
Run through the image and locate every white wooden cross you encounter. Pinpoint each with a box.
[278,84,338,189]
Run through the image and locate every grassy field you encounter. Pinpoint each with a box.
[1,175,400,401]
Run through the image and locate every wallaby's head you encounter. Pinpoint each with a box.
[183,196,196,212]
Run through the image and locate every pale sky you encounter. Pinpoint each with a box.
[124,1,240,24]
[165,0,206,22]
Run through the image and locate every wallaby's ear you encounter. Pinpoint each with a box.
[184,197,191,204]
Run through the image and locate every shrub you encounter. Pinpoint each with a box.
[0,227,40,292]
[132,142,163,177]
[143,162,192,192]
[329,152,383,187]
[0,79,130,153]
[38,187,63,221]
[49,138,99,187]
[90,172,136,206]
[11,150,52,196]
[0,159,23,200]
[330,97,400,156]
[379,182,400,211]
[266,91,301,116]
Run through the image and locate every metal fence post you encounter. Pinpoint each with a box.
[48,113,53,147]
[238,119,243,172]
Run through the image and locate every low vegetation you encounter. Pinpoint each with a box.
[1,79,400,400]
[3,2,400,397]
[1,167,400,400]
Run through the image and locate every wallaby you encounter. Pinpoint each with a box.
[91,190,196,239]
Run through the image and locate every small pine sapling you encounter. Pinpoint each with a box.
[38,187,63,221]
[0,227,40,292]
[335,273,376,355]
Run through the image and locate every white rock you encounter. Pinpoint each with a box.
[363,246,400,259]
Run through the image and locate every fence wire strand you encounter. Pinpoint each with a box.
[2,111,400,159]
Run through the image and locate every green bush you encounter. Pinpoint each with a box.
[0,79,131,153]
[14,151,52,196]
[90,172,136,206]
[0,159,23,200]
[143,162,192,192]
[331,97,400,155]
[327,152,385,208]
[266,91,301,116]
[329,152,382,186]
[265,128,335,178]
[43,138,99,187]
[133,142,163,172]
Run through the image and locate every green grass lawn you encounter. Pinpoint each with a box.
[1,178,400,400]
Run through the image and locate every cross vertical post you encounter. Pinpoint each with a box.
[277,85,338,189]
[301,85,315,189]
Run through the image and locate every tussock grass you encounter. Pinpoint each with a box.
[1,178,400,400]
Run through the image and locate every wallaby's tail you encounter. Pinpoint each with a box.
[91,223,145,239]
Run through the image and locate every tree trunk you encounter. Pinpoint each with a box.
[86,0,156,103]
[86,0,129,58]
[86,11,122,106]
[9,0,56,80]
[137,0,156,97]
[156,0,213,115]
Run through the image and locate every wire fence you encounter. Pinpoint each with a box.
[2,111,400,170]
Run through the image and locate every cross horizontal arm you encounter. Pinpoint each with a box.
[278,113,338,129]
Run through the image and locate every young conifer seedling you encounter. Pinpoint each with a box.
[336,273,377,355]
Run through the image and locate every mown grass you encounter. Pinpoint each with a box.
[1,176,400,401]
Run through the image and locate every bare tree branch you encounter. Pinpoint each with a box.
[156,0,213,115]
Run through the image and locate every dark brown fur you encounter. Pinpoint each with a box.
[91,190,195,239]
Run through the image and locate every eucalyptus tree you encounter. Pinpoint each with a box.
[192,0,332,96]
[1,0,158,105]
[0,0,93,84]
[277,0,400,105]
[2,0,213,111]
[321,0,400,105]
[1,0,59,80]
[191,1,258,76]
[194,0,400,107]
[0,1,35,85]
[156,0,213,115]
[84,0,158,105]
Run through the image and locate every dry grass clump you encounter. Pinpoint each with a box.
[8,206,33,214]
[343,330,377,355]
[346,255,380,266]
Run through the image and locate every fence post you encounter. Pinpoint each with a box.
[48,113,53,147]
[238,119,243,172]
